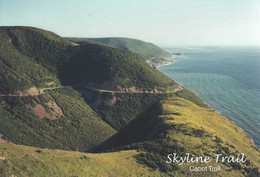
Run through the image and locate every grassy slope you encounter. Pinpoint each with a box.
[65,37,172,61]
[1,97,259,177]
[0,87,116,152]
[86,88,208,131]
[0,143,165,177]
[97,97,260,176]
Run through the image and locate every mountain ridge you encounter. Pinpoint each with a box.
[65,37,172,67]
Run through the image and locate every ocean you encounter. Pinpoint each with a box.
[158,47,260,147]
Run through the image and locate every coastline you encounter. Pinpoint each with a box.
[157,50,259,147]
[156,60,174,69]
[156,54,179,69]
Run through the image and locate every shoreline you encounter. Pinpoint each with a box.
[156,60,174,69]
[156,52,259,147]
[157,66,257,147]
[156,54,179,69]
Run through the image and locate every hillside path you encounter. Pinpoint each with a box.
[0,86,64,97]
[0,85,183,97]
[82,85,183,94]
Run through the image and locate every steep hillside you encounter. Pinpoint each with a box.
[65,37,172,66]
[0,26,72,94]
[96,97,260,176]
[0,26,72,71]
[81,88,208,131]
[0,96,259,177]
[59,43,178,91]
[0,27,177,94]
[0,26,177,151]
[0,87,116,152]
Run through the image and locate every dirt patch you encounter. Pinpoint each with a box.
[0,156,6,160]
[106,96,119,105]
[1,100,10,108]
[46,82,55,87]
[27,101,63,120]
[0,134,8,143]
[12,87,39,96]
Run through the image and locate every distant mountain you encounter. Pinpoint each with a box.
[65,37,172,66]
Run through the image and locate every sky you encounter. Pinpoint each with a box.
[0,0,260,46]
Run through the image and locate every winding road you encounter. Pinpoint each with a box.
[0,85,183,97]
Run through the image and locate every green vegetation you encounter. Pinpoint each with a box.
[0,143,165,177]
[0,26,72,93]
[96,97,260,176]
[65,37,172,63]
[1,97,259,177]
[60,43,177,90]
[0,27,177,94]
[85,89,208,131]
[96,93,166,130]
[1,27,259,176]
[0,87,116,152]
[175,88,209,108]
[0,26,177,153]
[0,26,72,72]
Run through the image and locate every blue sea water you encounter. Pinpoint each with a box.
[158,47,260,147]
